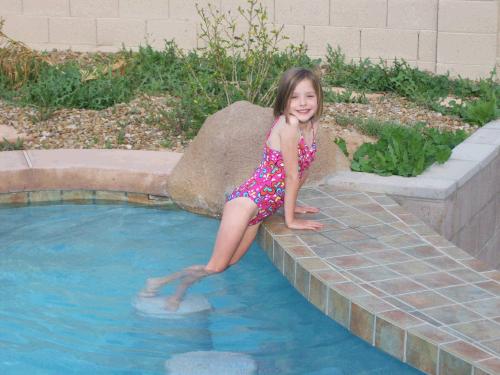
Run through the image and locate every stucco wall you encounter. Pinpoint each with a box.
[0,0,498,79]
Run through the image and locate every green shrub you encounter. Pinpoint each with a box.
[351,125,467,177]
[20,62,135,119]
[324,46,499,126]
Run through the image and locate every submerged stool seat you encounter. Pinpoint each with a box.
[165,351,257,375]
[133,294,211,319]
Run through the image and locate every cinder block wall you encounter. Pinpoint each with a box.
[394,150,500,269]
[0,0,498,79]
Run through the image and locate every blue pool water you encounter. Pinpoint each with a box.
[0,203,422,374]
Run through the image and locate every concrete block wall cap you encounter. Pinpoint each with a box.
[464,128,500,146]
[450,142,499,167]
[0,151,30,171]
[326,171,457,199]
[25,149,182,174]
[482,119,500,130]
[419,159,480,188]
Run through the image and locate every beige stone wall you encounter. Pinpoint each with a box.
[0,0,498,79]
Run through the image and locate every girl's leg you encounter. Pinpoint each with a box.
[164,219,261,310]
[205,197,258,272]
[139,197,257,297]
[228,222,261,266]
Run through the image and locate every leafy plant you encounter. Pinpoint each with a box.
[324,46,499,126]
[334,137,348,157]
[351,125,467,177]
[324,89,368,104]
[0,137,24,151]
[166,0,317,135]
[0,19,51,88]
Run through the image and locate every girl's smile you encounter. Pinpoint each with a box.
[288,79,318,123]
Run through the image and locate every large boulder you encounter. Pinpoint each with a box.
[167,101,349,217]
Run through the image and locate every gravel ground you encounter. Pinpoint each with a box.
[0,50,475,155]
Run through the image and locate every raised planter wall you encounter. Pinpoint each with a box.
[0,0,499,79]
[328,120,500,269]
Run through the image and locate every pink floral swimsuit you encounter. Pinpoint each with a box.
[226,118,317,226]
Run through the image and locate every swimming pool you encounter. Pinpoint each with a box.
[0,203,422,374]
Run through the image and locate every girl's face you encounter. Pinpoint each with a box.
[287,79,318,123]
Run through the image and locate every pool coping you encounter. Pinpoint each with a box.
[0,147,499,374]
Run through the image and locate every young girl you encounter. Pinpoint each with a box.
[140,67,324,310]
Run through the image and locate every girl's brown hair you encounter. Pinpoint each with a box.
[273,67,323,122]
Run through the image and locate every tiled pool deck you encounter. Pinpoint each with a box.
[1,149,499,374]
[259,186,500,375]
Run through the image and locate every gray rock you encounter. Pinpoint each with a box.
[0,125,26,143]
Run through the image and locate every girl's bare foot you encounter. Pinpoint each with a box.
[139,277,166,297]
[165,296,181,311]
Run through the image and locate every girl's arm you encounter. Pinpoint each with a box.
[280,117,323,231]
[295,170,320,214]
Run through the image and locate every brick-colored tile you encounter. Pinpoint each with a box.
[61,190,94,202]
[350,303,375,344]
[475,357,500,375]
[344,239,391,253]
[437,284,494,303]
[29,190,62,203]
[327,288,351,328]
[412,272,463,289]
[423,304,482,325]
[349,265,399,282]
[353,295,394,314]
[0,192,28,205]
[375,316,405,360]
[451,319,500,342]
[398,290,453,310]
[295,262,310,298]
[326,254,375,269]
[387,260,438,276]
[371,277,426,296]
[283,251,295,284]
[463,297,500,318]
[406,332,438,375]
[309,273,327,312]
[286,245,315,258]
[95,191,127,202]
[312,242,354,258]
[439,349,472,375]
[365,249,413,265]
[450,268,488,283]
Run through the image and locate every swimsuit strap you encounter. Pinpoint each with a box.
[265,117,281,142]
